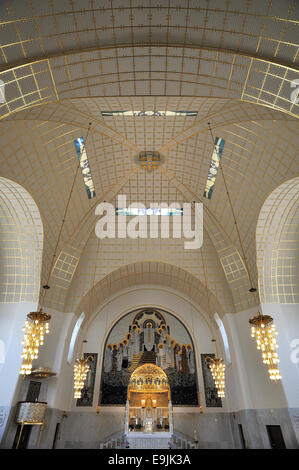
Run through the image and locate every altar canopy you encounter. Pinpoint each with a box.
[126,364,172,434]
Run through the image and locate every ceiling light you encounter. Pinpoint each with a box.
[249,313,282,381]
[20,311,51,376]
[205,355,226,398]
[74,356,93,399]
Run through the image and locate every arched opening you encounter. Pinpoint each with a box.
[127,364,171,434]
[100,308,198,407]
[0,177,43,303]
[256,177,299,304]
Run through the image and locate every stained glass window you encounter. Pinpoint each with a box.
[116,207,183,216]
[101,110,197,117]
[74,137,96,199]
[203,137,225,200]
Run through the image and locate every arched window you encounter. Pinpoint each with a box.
[214,313,231,364]
[67,312,85,364]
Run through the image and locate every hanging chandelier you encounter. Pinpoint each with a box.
[206,122,282,384]
[73,356,93,399]
[205,355,226,398]
[249,312,281,381]
[19,124,93,379]
[20,311,51,375]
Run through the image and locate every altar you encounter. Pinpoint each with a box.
[125,364,173,448]
[144,418,153,433]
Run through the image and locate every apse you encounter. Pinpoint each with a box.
[99,308,199,406]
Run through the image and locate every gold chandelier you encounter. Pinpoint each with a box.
[249,312,281,381]
[20,311,51,375]
[205,355,226,398]
[20,125,93,379]
[73,356,93,399]
[206,123,282,385]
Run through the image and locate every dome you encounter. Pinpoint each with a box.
[128,364,169,392]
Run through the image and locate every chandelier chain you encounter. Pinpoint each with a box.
[40,122,92,309]
[207,122,257,302]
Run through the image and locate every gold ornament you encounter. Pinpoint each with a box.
[205,356,226,398]
[73,356,93,399]
[249,313,281,381]
[20,311,50,376]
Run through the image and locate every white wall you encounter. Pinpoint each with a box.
[0,301,37,442]
[260,303,299,409]
[35,308,74,410]
[0,302,37,405]
[223,305,298,411]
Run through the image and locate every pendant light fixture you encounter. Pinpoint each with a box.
[73,188,100,402]
[205,340,226,398]
[19,311,50,375]
[74,354,94,399]
[19,123,92,376]
[249,313,281,381]
[201,239,226,398]
[207,122,281,382]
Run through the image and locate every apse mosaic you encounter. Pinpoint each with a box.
[100,309,198,406]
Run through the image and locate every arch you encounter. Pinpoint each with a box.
[0,46,298,122]
[0,177,43,303]
[73,261,229,319]
[1,102,296,314]
[100,307,199,406]
[256,176,299,304]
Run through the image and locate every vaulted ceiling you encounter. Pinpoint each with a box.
[0,1,298,317]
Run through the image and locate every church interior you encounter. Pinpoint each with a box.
[0,0,298,450]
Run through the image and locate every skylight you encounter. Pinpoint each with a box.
[203,137,225,200]
[101,110,198,117]
[74,137,96,199]
[116,207,183,216]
